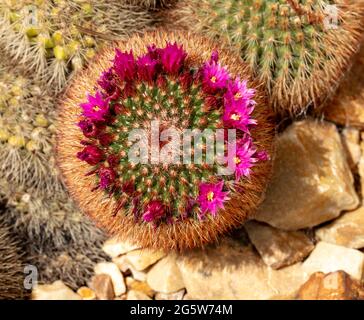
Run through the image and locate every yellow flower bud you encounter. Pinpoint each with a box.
[8,135,26,148]
[35,114,48,127]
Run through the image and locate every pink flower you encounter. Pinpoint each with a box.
[198,181,228,216]
[113,49,136,82]
[80,91,110,122]
[160,42,187,74]
[136,54,158,82]
[209,50,219,64]
[233,136,258,180]
[77,145,104,165]
[201,61,230,94]
[142,200,166,222]
[225,78,255,106]
[98,68,116,95]
[222,97,257,132]
[77,119,100,138]
[146,44,161,60]
[98,166,116,189]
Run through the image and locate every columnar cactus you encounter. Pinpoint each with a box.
[0,0,153,91]
[57,31,275,250]
[163,0,364,116]
[0,221,25,300]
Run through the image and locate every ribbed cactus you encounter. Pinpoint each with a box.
[0,221,25,299]
[165,0,364,115]
[0,0,153,91]
[57,31,274,250]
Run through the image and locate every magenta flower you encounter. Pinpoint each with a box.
[198,181,228,217]
[113,49,136,82]
[80,91,110,122]
[222,98,257,132]
[147,44,161,60]
[98,166,116,189]
[201,61,230,94]
[77,145,104,165]
[142,200,166,222]
[77,119,100,138]
[98,68,116,95]
[160,42,187,74]
[225,78,255,105]
[136,54,158,82]
[233,136,258,180]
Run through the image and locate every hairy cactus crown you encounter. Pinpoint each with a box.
[75,41,268,226]
[57,32,274,250]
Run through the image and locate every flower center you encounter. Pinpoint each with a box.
[231,113,240,121]
[234,156,241,164]
[234,92,242,100]
[210,76,217,83]
[207,191,215,201]
[93,106,101,112]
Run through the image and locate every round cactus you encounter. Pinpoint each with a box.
[0,58,64,197]
[0,220,25,299]
[0,0,153,91]
[57,31,275,251]
[1,186,109,290]
[163,0,364,116]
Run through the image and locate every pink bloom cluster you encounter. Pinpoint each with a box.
[76,42,269,224]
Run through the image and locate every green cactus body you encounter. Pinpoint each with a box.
[188,0,364,114]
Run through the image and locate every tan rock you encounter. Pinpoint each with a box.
[176,238,308,300]
[77,287,96,300]
[126,249,166,271]
[341,128,361,168]
[32,281,81,300]
[94,262,126,296]
[103,237,140,258]
[255,120,359,230]
[126,277,154,298]
[322,45,364,129]
[316,207,364,249]
[127,290,152,300]
[90,274,115,300]
[113,255,131,273]
[130,266,148,282]
[245,221,314,269]
[147,255,185,293]
[302,242,364,281]
[297,271,364,300]
[155,289,185,300]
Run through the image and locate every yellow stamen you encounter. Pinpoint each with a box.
[231,113,240,121]
[234,156,241,164]
[234,92,242,100]
[93,106,101,112]
[207,191,214,201]
[210,76,217,83]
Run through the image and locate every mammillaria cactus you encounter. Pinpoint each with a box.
[57,31,274,250]
[163,0,364,116]
[0,0,153,91]
[0,58,62,197]
[0,220,25,299]
[1,186,109,290]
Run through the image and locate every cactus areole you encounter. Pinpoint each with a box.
[57,31,275,250]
